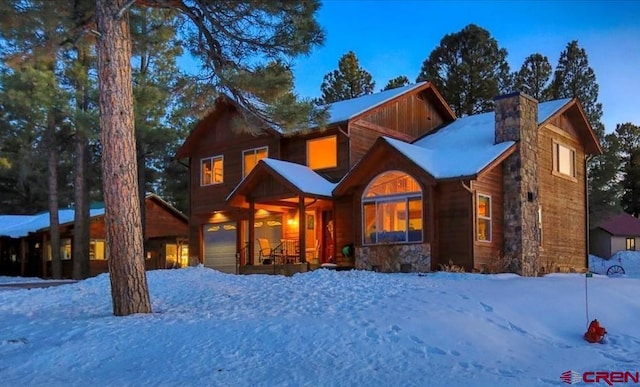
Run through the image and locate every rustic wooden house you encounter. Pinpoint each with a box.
[176,83,601,275]
[0,194,188,278]
[590,212,640,259]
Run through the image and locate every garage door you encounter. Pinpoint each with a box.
[203,222,237,274]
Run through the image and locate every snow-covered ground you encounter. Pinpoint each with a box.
[590,250,640,278]
[1,266,639,386]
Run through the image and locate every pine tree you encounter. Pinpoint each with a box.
[588,133,622,224]
[548,40,604,138]
[94,0,325,316]
[616,123,640,217]
[547,40,609,223]
[382,75,410,91]
[320,51,375,103]
[622,148,640,218]
[515,53,552,101]
[417,24,512,116]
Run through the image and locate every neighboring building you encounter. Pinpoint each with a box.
[0,194,188,278]
[176,83,601,275]
[590,212,640,259]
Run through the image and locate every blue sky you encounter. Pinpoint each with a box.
[290,0,640,132]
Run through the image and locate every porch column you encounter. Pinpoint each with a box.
[248,202,255,265]
[298,196,306,263]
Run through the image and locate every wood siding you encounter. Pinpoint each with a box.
[333,196,354,265]
[538,123,587,272]
[144,199,188,239]
[349,92,448,167]
[435,181,472,270]
[472,167,505,270]
[187,108,281,262]
[358,92,447,138]
[280,128,350,182]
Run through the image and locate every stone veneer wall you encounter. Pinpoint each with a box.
[355,243,431,273]
[494,92,540,276]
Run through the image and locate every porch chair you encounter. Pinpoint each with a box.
[257,238,283,265]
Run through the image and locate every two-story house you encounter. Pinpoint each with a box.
[176,82,601,275]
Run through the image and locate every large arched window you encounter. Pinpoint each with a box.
[362,171,423,245]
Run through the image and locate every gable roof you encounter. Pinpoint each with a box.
[0,209,106,239]
[145,193,188,222]
[176,83,456,159]
[261,159,336,197]
[335,97,583,189]
[0,195,186,239]
[326,82,454,124]
[538,97,602,155]
[227,158,337,205]
[596,213,640,236]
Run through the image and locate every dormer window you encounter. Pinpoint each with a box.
[307,135,337,170]
[201,155,223,186]
[243,147,268,178]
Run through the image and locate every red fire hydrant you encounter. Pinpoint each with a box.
[584,319,607,343]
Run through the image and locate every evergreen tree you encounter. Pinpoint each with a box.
[588,133,622,224]
[382,75,410,91]
[417,24,512,116]
[548,40,604,138]
[515,53,552,101]
[94,0,325,316]
[616,122,640,217]
[622,148,640,218]
[320,51,374,103]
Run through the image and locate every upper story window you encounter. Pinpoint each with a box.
[201,155,223,186]
[243,147,268,178]
[307,135,337,170]
[553,141,576,178]
[477,194,491,242]
[362,171,422,245]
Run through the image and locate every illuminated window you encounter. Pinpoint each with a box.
[201,155,223,186]
[243,147,268,178]
[307,136,337,170]
[626,237,635,251]
[477,194,491,242]
[90,240,106,260]
[553,142,576,178]
[362,171,422,245]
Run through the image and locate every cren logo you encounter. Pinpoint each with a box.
[561,370,581,384]
[561,370,640,385]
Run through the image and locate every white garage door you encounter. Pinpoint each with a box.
[203,222,237,274]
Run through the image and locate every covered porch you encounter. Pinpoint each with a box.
[227,158,337,271]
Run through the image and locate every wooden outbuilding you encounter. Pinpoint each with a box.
[0,194,188,278]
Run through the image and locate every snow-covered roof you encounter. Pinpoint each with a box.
[380,98,572,179]
[0,208,105,238]
[326,82,428,124]
[538,98,571,123]
[261,158,336,197]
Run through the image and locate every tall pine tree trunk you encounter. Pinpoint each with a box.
[137,147,146,242]
[96,0,151,315]
[72,133,90,279]
[47,111,61,279]
[72,43,91,280]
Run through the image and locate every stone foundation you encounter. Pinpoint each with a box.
[355,243,431,273]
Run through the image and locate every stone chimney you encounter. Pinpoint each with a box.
[494,92,540,276]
